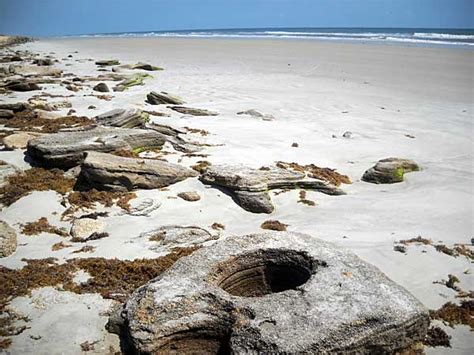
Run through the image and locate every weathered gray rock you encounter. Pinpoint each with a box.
[70,218,105,242]
[0,102,29,112]
[93,82,109,92]
[94,108,149,128]
[80,151,198,191]
[95,59,120,66]
[169,106,218,116]
[6,81,41,91]
[113,73,151,91]
[0,160,19,187]
[237,109,275,121]
[200,164,345,213]
[2,132,43,149]
[130,62,163,71]
[33,58,52,66]
[9,65,62,76]
[362,158,420,184]
[0,220,17,257]
[138,225,217,251]
[146,91,185,105]
[112,232,429,354]
[27,127,166,168]
[177,191,201,202]
[0,109,14,119]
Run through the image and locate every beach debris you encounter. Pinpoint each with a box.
[21,217,68,237]
[0,161,20,188]
[0,221,17,257]
[146,91,185,105]
[92,82,109,92]
[424,326,451,347]
[276,161,351,186]
[2,132,43,149]
[5,81,41,92]
[32,58,52,66]
[70,218,106,242]
[110,232,429,353]
[237,109,275,121]
[95,59,120,66]
[27,127,166,168]
[433,274,461,292]
[63,190,136,217]
[177,191,201,202]
[211,222,225,231]
[169,106,219,116]
[117,197,161,217]
[260,220,288,231]
[298,190,316,206]
[94,108,149,128]
[51,241,72,251]
[0,167,75,206]
[79,151,198,191]
[141,225,217,250]
[429,301,473,330]
[191,160,212,173]
[200,164,345,213]
[362,158,420,184]
[72,245,96,254]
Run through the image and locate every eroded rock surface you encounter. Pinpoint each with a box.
[200,164,345,213]
[94,108,149,128]
[0,220,17,257]
[362,158,420,184]
[111,232,429,354]
[80,151,198,191]
[70,218,105,241]
[138,225,217,251]
[27,127,165,168]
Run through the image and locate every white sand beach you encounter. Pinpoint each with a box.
[0,37,473,353]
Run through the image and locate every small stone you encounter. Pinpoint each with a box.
[177,191,201,202]
[0,220,17,257]
[95,59,120,66]
[70,218,105,242]
[93,82,109,92]
[291,142,298,147]
[342,131,352,138]
[88,105,97,109]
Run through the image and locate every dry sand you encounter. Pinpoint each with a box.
[0,37,473,354]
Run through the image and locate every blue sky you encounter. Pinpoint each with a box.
[0,0,472,36]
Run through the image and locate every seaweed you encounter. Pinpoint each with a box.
[424,326,451,347]
[191,160,211,173]
[63,189,136,216]
[429,300,474,330]
[276,161,351,186]
[211,223,225,231]
[21,217,68,237]
[298,190,316,206]
[260,220,288,232]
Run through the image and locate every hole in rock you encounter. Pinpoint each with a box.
[211,249,321,297]
[156,331,230,355]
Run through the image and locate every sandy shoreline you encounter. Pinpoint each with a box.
[0,37,473,353]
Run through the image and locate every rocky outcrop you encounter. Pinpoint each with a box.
[0,220,17,257]
[362,158,420,184]
[27,127,166,168]
[110,232,429,354]
[200,164,345,213]
[169,106,218,116]
[79,151,198,191]
[237,109,275,121]
[94,108,149,128]
[146,91,185,105]
[93,82,109,92]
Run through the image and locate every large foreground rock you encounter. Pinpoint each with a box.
[362,158,420,184]
[0,220,17,257]
[27,127,166,168]
[111,232,429,353]
[94,108,149,128]
[80,151,198,191]
[200,164,345,213]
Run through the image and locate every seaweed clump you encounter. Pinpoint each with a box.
[260,220,288,232]
[21,217,68,237]
[0,111,94,133]
[0,168,76,206]
[298,190,316,206]
[429,300,474,330]
[276,161,351,186]
[423,326,451,347]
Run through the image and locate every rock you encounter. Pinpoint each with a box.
[169,106,218,116]
[130,62,163,71]
[93,82,109,92]
[0,102,29,112]
[138,225,217,250]
[0,109,14,119]
[113,232,429,354]
[118,197,161,217]
[146,91,185,105]
[80,151,199,191]
[6,81,41,91]
[3,132,43,149]
[70,218,105,242]
[362,158,420,184]
[0,160,19,187]
[27,127,166,168]
[9,65,62,76]
[113,73,152,91]
[200,164,345,213]
[33,58,52,66]
[291,142,299,147]
[177,191,201,202]
[342,131,352,138]
[95,59,120,66]
[0,220,17,257]
[94,108,149,128]
[237,109,275,121]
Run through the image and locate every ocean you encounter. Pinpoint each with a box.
[76,28,474,47]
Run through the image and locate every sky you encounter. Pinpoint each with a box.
[0,0,472,37]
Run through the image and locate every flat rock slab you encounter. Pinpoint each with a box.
[2,132,43,149]
[113,232,429,353]
[146,91,185,105]
[94,108,149,128]
[169,106,219,116]
[200,164,345,213]
[362,158,420,184]
[27,127,166,168]
[80,151,198,191]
